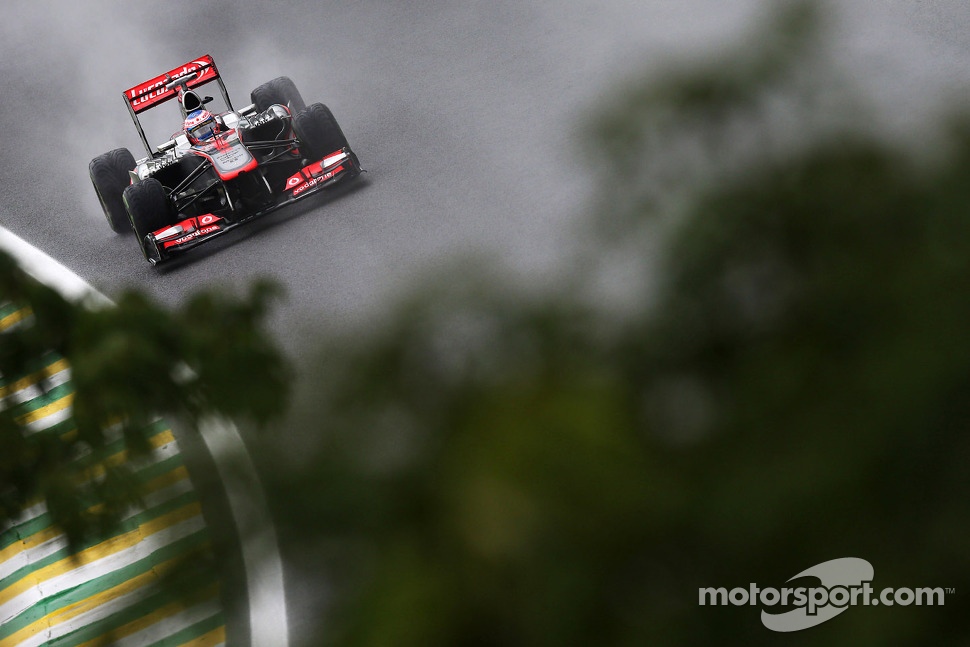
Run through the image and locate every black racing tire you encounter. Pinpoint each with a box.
[292,103,349,161]
[250,76,306,113]
[123,178,174,259]
[89,147,136,233]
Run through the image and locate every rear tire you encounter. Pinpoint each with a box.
[250,77,306,113]
[89,148,136,233]
[123,178,174,260]
[292,103,349,161]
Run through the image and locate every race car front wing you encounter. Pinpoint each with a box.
[143,148,361,265]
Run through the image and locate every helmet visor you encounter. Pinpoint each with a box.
[189,119,218,141]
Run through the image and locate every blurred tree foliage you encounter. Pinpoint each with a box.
[266,2,969,646]
[0,256,289,550]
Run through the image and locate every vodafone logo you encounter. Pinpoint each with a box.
[169,224,220,246]
[292,167,342,196]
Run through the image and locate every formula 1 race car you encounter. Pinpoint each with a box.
[89,54,361,265]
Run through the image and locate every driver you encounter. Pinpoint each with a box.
[184,109,220,144]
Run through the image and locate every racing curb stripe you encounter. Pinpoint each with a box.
[0,362,71,403]
[0,329,218,647]
[0,519,212,643]
[0,302,20,319]
[0,471,193,575]
[1,554,209,647]
[0,357,70,386]
[112,599,225,647]
[0,225,289,647]
[74,593,222,647]
[0,433,182,552]
[14,389,74,424]
[0,429,177,548]
[16,563,221,647]
[5,380,72,412]
[0,308,31,331]
[183,624,227,647]
[0,503,205,611]
[0,470,195,585]
[0,429,180,551]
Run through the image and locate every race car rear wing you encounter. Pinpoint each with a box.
[122,54,235,156]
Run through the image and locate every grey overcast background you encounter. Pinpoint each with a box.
[4,0,970,641]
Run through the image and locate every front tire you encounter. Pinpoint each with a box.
[292,103,349,161]
[123,178,173,260]
[89,148,136,233]
[251,77,306,113]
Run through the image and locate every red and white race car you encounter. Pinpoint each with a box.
[89,54,362,265]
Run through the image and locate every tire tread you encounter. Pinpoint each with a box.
[251,76,306,113]
[292,103,349,161]
[90,147,136,233]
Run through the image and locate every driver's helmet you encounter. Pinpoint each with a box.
[184,109,219,144]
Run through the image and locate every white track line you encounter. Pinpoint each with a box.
[0,225,289,647]
[0,229,111,307]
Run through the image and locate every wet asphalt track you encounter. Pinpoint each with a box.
[5,0,970,642]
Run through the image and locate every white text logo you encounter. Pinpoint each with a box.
[699,558,948,632]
